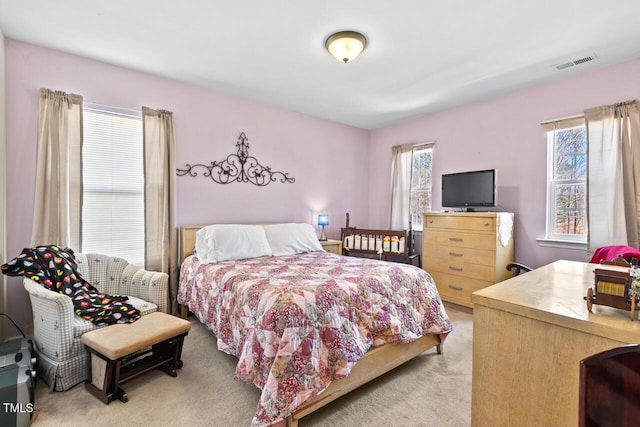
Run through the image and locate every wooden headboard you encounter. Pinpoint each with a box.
[179,225,204,262]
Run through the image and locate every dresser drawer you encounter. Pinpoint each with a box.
[423,244,495,266]
[320,239,342,255]
[423,229,496,251]
[429,271,494,307]
[424,215,496,232]
[424,257,495,281]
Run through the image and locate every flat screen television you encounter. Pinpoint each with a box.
[441,169,496,210]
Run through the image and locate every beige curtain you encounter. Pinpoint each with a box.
[31,89,83,248]
[585,100,640,254]
[389,144,414,230]
[142,107,178,315]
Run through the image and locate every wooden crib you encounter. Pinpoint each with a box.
[340,213,420,267]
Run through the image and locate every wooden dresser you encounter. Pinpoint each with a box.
[422,212,514,308]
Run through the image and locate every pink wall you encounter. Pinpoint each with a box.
[369,57,640,268]
[6,37,640,330]
[4,39,370,327]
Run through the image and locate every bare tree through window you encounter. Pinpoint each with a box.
[410,146,433,230]
[552,126,586,237]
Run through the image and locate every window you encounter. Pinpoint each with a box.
[82,105,145,266]
[544,117,587,242]
[409,144,433,231]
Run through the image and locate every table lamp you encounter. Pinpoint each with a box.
[317,214,329,241]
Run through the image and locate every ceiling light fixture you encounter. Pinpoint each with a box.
[325,31,367,63]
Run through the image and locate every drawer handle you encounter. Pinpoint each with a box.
[449,266,463,272]
[449,237,463,242]
[449,285,463,291]
[449,252,463,257]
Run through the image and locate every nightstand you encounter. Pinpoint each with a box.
[320,239,342,255]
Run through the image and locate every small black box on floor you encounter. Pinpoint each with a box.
[0,339,35,370]
[0,363,35,427]
[0,338,36,427]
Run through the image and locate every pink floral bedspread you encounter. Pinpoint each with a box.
[178,251,452,426]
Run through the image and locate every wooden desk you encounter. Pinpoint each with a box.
[471,260,640,427]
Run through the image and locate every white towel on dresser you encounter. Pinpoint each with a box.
[498,212,513,246]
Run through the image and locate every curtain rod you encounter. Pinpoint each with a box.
[392,141,435,150]
[539,113,584,125]
[84,101,142,118]
[413,141,435,150]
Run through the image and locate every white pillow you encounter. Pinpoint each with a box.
[195,224,273,263]
[263,223,324,256]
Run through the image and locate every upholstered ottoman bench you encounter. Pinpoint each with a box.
[81,311,191,404]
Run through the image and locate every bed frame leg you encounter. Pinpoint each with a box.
[179,304,188,319]
[286,415,298,427]
[436,343,443,354]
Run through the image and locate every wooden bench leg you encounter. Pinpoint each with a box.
[85,351,117,404]
[112,359,129,403]
[155,334,187,376]
[115,387,128,403]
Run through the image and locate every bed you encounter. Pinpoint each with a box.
[177,223,452,427]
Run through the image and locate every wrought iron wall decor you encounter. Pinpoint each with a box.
[176,132,295,186]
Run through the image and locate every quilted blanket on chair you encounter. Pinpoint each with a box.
[2,245,140,325]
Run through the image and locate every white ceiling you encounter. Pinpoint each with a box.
[2,1,640,130]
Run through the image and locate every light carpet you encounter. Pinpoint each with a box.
[30,305,472,427]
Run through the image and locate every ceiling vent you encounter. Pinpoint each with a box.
[555,54,598,71]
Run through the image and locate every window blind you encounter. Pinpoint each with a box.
[82,106,145,266]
